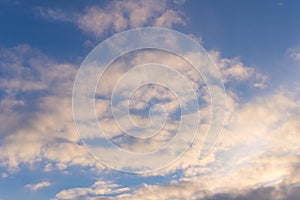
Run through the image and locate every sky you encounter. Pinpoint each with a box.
[0,0,300,199]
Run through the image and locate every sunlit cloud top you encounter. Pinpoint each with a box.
[0,0,300,199]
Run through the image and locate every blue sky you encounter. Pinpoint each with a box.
[0,0,300,200]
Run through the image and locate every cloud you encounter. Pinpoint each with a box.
[55,180,130,200]
[0,45,101,172]
[2,1,299,199]
[36,0,185,38]
[99,49,268,173]
[0,39,269,176]
[78,0,184,37]
[153,9,185,28]
[199,184,300,200]
[1,173,7,178]
[53,87,300,199]
[209,50,268,88]
[35,7,77,22]
[73,46,225,172]
[121,182,300,200]
[0,36,295,200]
[287,47,300,61]
[173,0,187,5]
[25,181,52,191]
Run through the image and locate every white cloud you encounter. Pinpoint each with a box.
[54,88,300,199]
[1,173,7,178]
[2,1,299,199]
[0,45,102,172]
[209,50,268,88]
[153,9,185,28]
[25,181,52,191]
[0,44,264,174]
[55,180,130,200]
[37,0,185,38]
[287,47,300,61]
[0,35,294,200]
[35,7,77,22]
[92,48,268,173]
[0,42,269,175]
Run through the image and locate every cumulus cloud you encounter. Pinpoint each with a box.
[36,0,185,38]
[78,0,184,37]
[0,9,294,198]
[2,1,298,199]
[53,88,300,199]
[25,181,52,191]
[0,45,100,172]
[209,50,268,88]
[96,48,267,173]
[153,9,185,28]
[0,40,268,174]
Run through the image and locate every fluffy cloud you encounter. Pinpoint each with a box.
[37,0,185,38]
[0,41,267,174]
[0,45,100,172]
[209,50,268,88]
[25,181,52,191]
[106,49,267,173]
[2,1,299,199]
[53,88,300,199]
[0,29,296,200]
[153,9,185,28]
[78,0,184,37]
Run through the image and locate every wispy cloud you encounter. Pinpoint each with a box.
[36,0,185,38]
[25,181,52,191]
[55,180,130,200]
[287,47,300,61]
[209,50,268,88]
[78,0,184,37]
[35,7,76,22]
